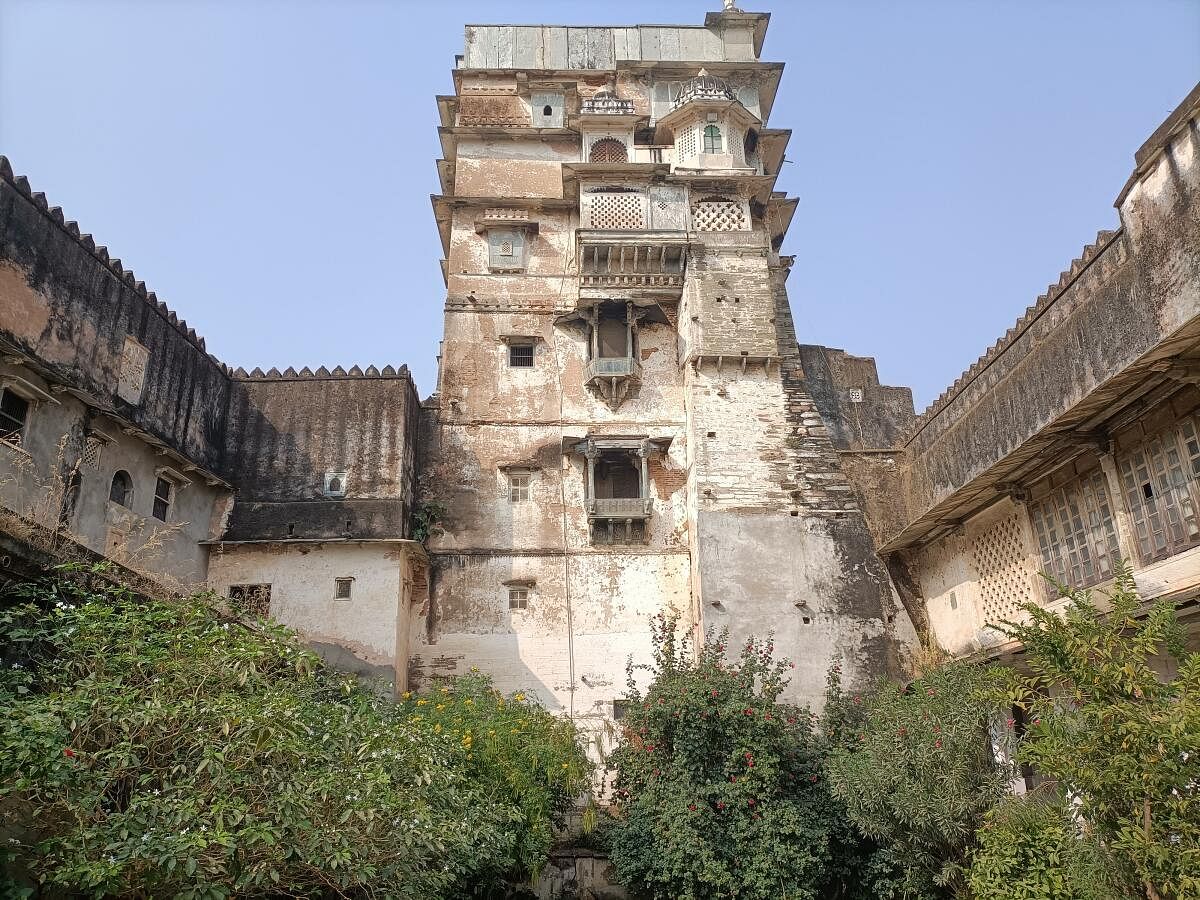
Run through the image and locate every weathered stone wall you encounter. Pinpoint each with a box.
[0,163,232,474]
[220,370,419,541]
[684,238,916,708]
[893,106,1199,547]
[207,541,421,691]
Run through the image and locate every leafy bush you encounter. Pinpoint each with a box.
[604,614,884,900]
[968,794,1136,900]
[0,566,589,898]
[1000,568,1200,900]
[824,662,1011,898]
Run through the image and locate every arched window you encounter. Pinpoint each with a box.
[109,470,133,507]
[703,124,723,154]
[327,476,342,494]
[589,138,628,163]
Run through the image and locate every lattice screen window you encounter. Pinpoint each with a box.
[971,514,1033,626]
[81,435,105,470]
[488,228,526,271]
[691,197,747,232]
[1028,471,1121,596]
[589,138,628,163]
[676,125,697,164]
[1118,415,1200,564]
[588,192,645,229]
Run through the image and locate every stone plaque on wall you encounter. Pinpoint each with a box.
[117,336,149,404]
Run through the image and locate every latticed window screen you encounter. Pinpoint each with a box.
[971,514,1033,626]
[81,435,104,470]
[488,229,525,270]
[676,125,697,163]
[691,197,746,232]
[589,138,628,163]
[508,588,528,610]
[588,192,645,229]
[1028,471,1121,595]
[1118,415,1200,564]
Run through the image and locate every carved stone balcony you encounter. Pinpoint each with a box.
[577,231,689,300]
[588,497,651,520]
[586,356,642,409]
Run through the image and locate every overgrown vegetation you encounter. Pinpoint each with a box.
[604,614,898,900]
[824,661,1012,898]
[0,565,589,898]
[998,569,1199,900]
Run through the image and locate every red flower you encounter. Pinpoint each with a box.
[744,708,754,716]
[1006,718,1015,727]
[926,689,936,696]
[934,739,943,749]
[717,801,725,810]
[747,798,755,806]
[898,727,907,738]
[810,775,819,782]
[764,713,772,720]
[710,690,718,698]
[853,696,861,705]
[688,804,697,811]
[747,760,754,767]
[63,748,75,759]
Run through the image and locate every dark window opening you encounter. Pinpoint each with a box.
[1142,481,1155,500]
[743,128,759,157]
[612,699,630,721]
[229,583,271,617]
[152,477,172,521]
[542,104,553,116]
[334,577,353,600]
[597,317,628,359]
[594,453,641,500]
[0,389,30,445]
[109,470,133,507]
[509,344,535,367]
[327,475,343,494]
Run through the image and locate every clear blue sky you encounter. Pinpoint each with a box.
[2,1,1197,408]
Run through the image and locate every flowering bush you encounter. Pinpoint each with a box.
[999,568,1200,900]
[0,565,589,898]
[824,661,1011,898]
[605,614,870,900]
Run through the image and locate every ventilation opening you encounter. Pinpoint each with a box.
[790,511,799,517]
[287,523,295,536]
[542,104,553,116]
[801,616,812,625]
[707,431,716,438]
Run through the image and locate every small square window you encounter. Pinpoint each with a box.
[152,476,172,522]
[0,389,30,446]
[612,699,630,721]
[324,472,348,497]
[334,577,354,600]
[509,344,534,368]
[510,473,531,501]
[508,588,528,610]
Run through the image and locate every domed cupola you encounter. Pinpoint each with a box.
[673,69,735,109]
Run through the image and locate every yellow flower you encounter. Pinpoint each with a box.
[463,699,474,705]
[488,730,496,736]
[416,699,428,706]
[401,691,412,700]
[561,763,569,770]
[436,703,445,711]
[440,687,450,694]
[514,693,525,702]
[434,723,442,734]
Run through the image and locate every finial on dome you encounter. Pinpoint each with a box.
[698,68,708,77]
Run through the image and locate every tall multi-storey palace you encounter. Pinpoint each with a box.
[1,7,1197,734]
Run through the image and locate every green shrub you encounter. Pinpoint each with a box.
[968,794,1136,900]
[824,662,1011,898]
[999,567,1200,900]
[0,565,589,898]
[604,614,889,900]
